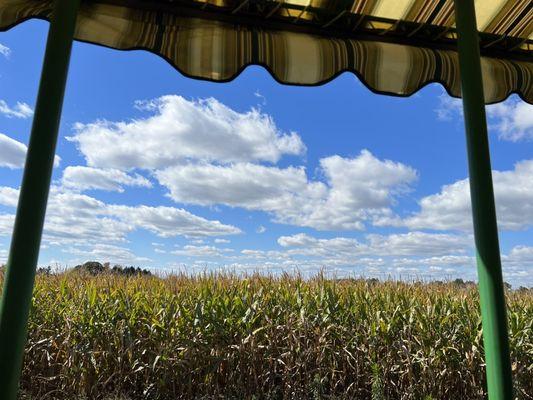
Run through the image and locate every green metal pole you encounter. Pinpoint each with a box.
[0,0,80,398]
[453,0,513,399]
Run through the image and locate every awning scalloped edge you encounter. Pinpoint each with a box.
[1,0,532,105]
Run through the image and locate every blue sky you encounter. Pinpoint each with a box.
[1,20,532,286]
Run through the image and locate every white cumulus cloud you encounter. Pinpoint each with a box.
[0,186,241,246]
[0,43,10,58]
[277,231,470,258]
[0,186,20,207]
[0,100,33,119]
[156,150,417,231]
[107,205,241,238]
[64,243,152,265]
[435,93,533,142]
[380,159,533,231]
[172,245,234,257]
[68,95,305,169]
[0,133,28,168]
[486,100,533,142]
[62,166,152,192]
[434,93,462,121]
[0,133,60,169]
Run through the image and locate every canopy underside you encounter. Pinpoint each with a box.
[1,0,532,104]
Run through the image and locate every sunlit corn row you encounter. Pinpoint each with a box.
[8,272,533,400]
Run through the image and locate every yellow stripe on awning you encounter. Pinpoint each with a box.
[372,0,416,21]
[475,0,508,31]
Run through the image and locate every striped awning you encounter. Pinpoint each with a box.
[1,0,532,104]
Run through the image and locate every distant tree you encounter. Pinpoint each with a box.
[73,261,152,277]
[36,266,52,275]
[74,261,105,275]
[112,264,152,277]
[366,278,380,286]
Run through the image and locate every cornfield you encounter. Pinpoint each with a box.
[4,272,532,399]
